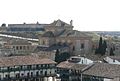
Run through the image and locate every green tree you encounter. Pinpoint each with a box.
[101,40,107,55]
[110,48,114,56]
[55,49,70,63]
[95,48,98,54]
[98,37,103,54]
[55,49,60,63]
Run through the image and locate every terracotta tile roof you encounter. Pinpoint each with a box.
[83,63,120,78]
[57,61,88,70]
[58,30,92,38]
[57,61,75,69]
[57,61,120,78]
[0,55,56,67]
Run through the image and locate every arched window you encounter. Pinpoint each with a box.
[36,71,39,76]
[45,71,47,76]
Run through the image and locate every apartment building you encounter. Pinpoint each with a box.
[0,55,57,81]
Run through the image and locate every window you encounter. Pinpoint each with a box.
[40,71,43,74]
[36,71,39,76]
[27,65,32,69]
[81,43,84,49]
[21,73,24,77]
[31,72,33,77]
[45,64,47,67]
[20,46,22,50]
[36,65,39,69]
[27,46,29,50]
[27,73,30,77]
[5,74,10,78]
[82,60,83,64]
[23,46,26,50]
[13,46,15,48]
[7,67,10,70]
[16,46,19,50]
[41,65,43,68]
[42,40,45,45]
[73,46,75,51]
[45,71,47,75]
[48,64,49,67]
[0,75,1,80]
[16,73,20,78]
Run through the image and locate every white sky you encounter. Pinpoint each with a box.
[0,0,120,31]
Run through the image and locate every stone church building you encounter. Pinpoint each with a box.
[39,19,92,56]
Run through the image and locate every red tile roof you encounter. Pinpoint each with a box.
[83,63,120,78]
[57,61,88,70]
[0,55,56,67]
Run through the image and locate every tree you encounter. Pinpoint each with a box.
[95,48,98,54]
[98,37,102,49]
[101,40,107,55]
[95,37,107,56]
[110,48,114,56]
[95,37,103,54]
[55,49,70,63]
[55,49,60,63]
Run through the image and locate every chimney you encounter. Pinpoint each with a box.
[70,20,73,26]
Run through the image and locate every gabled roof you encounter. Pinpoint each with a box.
[33,44,69,52]
[57,61,88,70]
[57,61,120,79]
[0,55,56,67]
[50,19,71,27]
[83,63,120,79]
[58,30,92,38]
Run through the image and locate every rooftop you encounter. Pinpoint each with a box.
[50,19,72,27]
[57,61,88,70]
[83,63,120,79]
[34,44,69,52]
[5,39,32,45]
[0,55,56,67]
[57,30,92,38]
[108,56,120,61]
[42,31,55,37]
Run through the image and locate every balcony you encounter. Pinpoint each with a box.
[0,66,56,72]
[0,74,57,81]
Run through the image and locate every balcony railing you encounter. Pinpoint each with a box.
[0,74,57,81]
[0,66,56,72]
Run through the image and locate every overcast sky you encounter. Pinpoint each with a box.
[0,0,120,31]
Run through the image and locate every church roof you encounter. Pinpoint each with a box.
[58,30,92,38]
[50,19,71,27]
[42,31,55,37]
